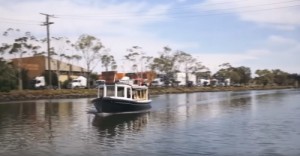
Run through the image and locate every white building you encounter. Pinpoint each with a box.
[174,73,197,86]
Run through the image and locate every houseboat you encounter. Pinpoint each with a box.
[92,82,152,114]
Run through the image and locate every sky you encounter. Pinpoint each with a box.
[0,0,300,75]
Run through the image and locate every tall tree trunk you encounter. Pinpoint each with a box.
[18,59,23,91]
[87,64,90,89]
[57,61,61,90]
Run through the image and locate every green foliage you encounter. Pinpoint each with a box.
[235,66,251,84]
[75,34,104,88]
[150,46,177,75]
[124,46,145,72]
[0,59,17,92]
[0,28,41,91]
[214,63,251,85]
[255,69,292,86]
[101,50,117,71]
[20,69,31,89]
[43,71,58,87]
[61,79,71,89]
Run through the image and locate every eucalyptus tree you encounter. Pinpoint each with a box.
[75,34,104,88]
[196,70,211,79]
[256,70,296,86]
[255,69,273,86]
[48,37,75,89]
[173,51,207,84]
[214,63,252,85]
[288,73,300,87]
[0,28,40,90]
[272,69,288,85]
[213,63,240,84]
[124,46,144,73]
[150,46,178,84]
[142,55,154,71]
[214,63,232,79]
[234,66,251,85]
[0,58,17,92]
[101,49,117,71]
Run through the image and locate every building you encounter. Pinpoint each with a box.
[174,72,197,86]
[12,55,88,83]
[99,71,157,85]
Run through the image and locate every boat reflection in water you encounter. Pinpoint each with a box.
[92,112,149,135]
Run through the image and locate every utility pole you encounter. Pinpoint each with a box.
[41,13,54,88]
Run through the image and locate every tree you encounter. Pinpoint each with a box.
[75,34,104,88]
[124,46,144,73]
[142,56,153,71]
[287,73,300,87]
[213,63,232,82]
[150,46,178,84]
[173,51,207,85]
[0,28,40,90]
[101,49,117,71]
[196,70,211,79]
[213,63,251,85]
[0,58,17,92]
[43,71,58,88]
[49,37,75,89]
[272,69,288,86]
[255,69,273,86]
[234,66,251,84]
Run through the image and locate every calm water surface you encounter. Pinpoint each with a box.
[0,89,300,156]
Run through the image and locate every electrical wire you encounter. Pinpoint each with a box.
[0,17,41,25]
[0,0,299,23]
[54,2,300,21]
[56,0,300,18]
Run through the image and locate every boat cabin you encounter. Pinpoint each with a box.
[97,83,149,101]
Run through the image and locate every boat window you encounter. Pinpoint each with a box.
[96,80,105,86]
[117,86,124,97]
[127,88,131,98]
[133,90,138,100]
[138,90,141,99]
[106,86,115,96]
[98,87,104,97]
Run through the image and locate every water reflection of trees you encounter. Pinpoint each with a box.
[92,113,149,137]
[151,91,256,123]
[0,100,75,150]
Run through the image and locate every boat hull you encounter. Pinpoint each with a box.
[92,97,151,113]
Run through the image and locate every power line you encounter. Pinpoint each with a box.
[170,3,300,19]
[56,0,300,18]
[0,17,41,25]
[54,3,300,21]
[0,21,40,25]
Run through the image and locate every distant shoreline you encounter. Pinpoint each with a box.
[0,86,295,103]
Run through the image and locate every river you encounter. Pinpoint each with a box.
[0,89,300,156]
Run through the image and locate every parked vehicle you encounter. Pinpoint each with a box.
[32,76,46,89]
[198,79,210,86]
[151,78,164,87]
[68,76,87,89]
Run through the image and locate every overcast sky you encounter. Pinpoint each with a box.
[0,0,299,75]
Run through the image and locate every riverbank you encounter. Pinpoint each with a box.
[0,85,295,102]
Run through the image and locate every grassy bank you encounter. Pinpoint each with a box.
[0,85,295,102]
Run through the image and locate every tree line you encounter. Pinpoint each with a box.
[0,28,299,92]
